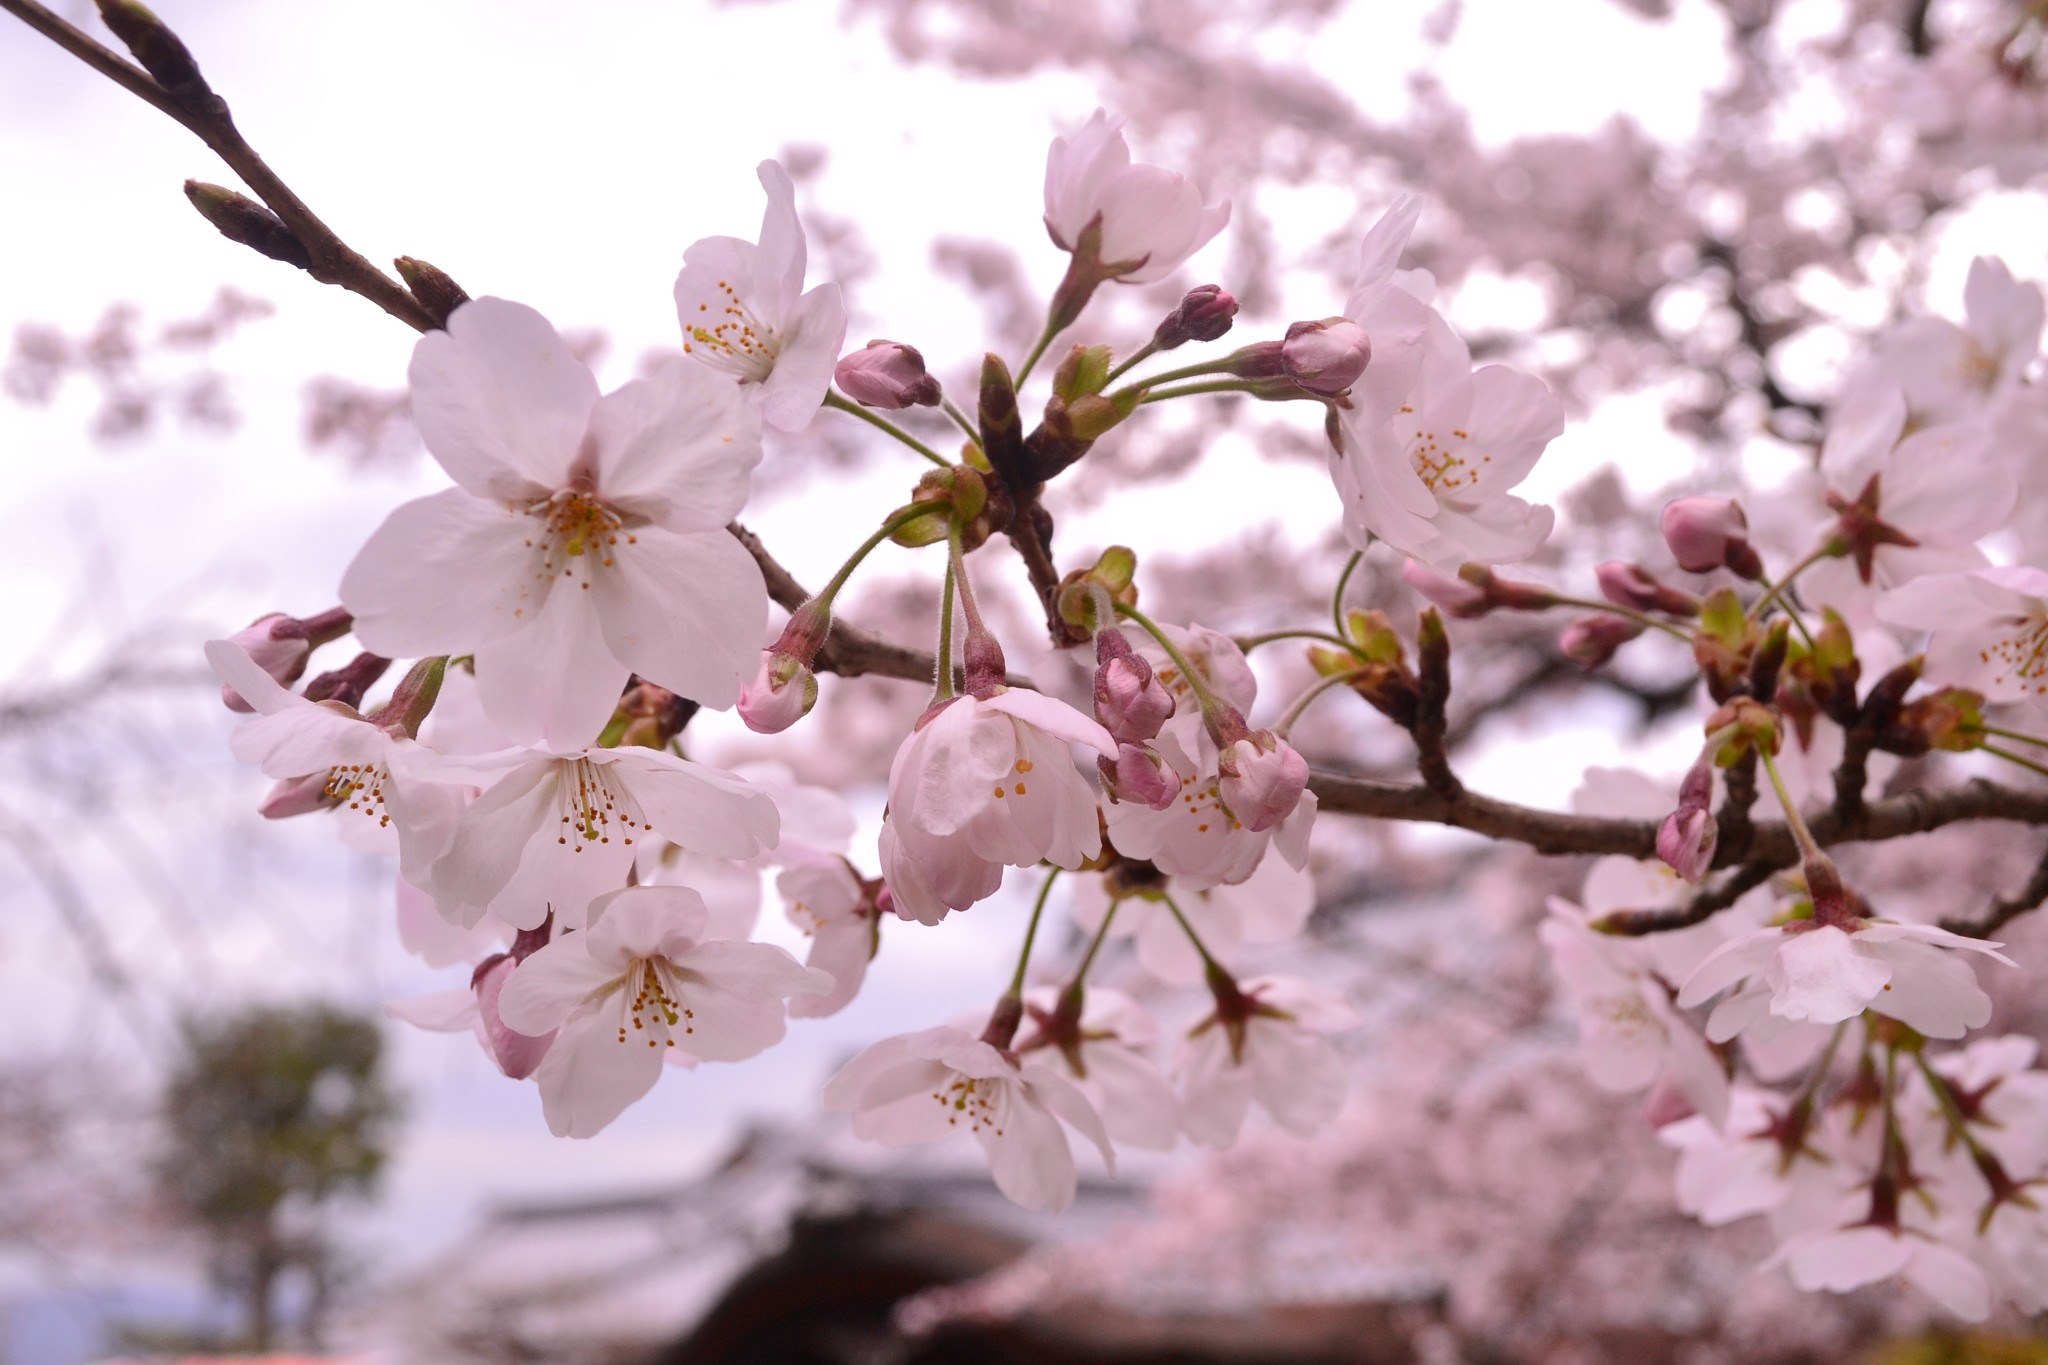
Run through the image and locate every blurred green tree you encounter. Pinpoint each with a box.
[156,1002,401,1350]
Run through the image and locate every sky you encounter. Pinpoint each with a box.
[3,0,2043,1330]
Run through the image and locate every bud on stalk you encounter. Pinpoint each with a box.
[835,340,942,409]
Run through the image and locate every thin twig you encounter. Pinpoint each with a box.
[1943,838,2048,938]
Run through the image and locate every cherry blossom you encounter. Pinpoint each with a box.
[777,853,877,1019]
[1017,987,1179,1152]
[1855,255,2043,426]
[822,1023,1115,1213]
[1772,1224,1991,1322]
[1877,564,2048,706]
[1043,109,1228,285]
[427,744,779,931]
[673,160,848,432]
[1070,848,1315,987]
[497,885,830,1138]
[339,298,769,747]
[878,690,1116,925]
[1678,919,2015,1042]
[206,640,464,887]
[1179,975,1355,1149]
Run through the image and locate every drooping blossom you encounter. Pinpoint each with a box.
[833,339,940,410]
[674,160,848,432]
[339,298,769,747]
[497,885,830,1138]
[1771,1223,1992,1322]
[216,612,312,712]
[1070,846,1315,987]
[428,744,779,931]
[205,640,465,886]
[823,1023,1116,1213]
[777,853,877,1019]
[1017,987,1179,1152]
[1179,975,1355,1149]
[879,690,1117,925]
[1678,918,2015,1042]
[1043,109,1229,284]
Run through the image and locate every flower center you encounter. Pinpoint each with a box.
[1400,403,1483,497]
[523,490,634,597]
[325,762,393,826]
[1176,773,1244,837]
[1985,616,2048,696]
[554,759,648,853]
[932,1073,1010,1136]
[682,278,780,383]
[616,958,693,1049]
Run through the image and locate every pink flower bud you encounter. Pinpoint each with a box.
[1402,559,1491,618]
[834,340,942,409]
[1280,318,1371,395]
[1094,630,1175,743]
[737,650,818,734]
[1154,284,1238,350]
[1217,731,1309,833]
[1559,616,1644,669]
[1656,806,1717,883]
[1098,743,1180,810]
[1595,561,1699,617]
[219,613,311,712]
[258,771,334,819]
[474,954,554,1080]
[1660,497,1761,579]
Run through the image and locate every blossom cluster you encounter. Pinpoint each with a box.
[207,100,2048,1325]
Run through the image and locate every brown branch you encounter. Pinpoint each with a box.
[1596,861,1777,936]
[4,0,436,332]
[1308,771,2048,869]
[728,522,941,685]
[1943,837,2048,939]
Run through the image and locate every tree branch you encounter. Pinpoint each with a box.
[1943,837,2048,939]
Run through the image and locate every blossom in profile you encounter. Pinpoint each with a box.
[777,853,877,1019]
[340,297,769,748]
[674,160,848,432]
[1043,109,1229,284]
[823,1023,1114,1213]
[497,885,830,1138]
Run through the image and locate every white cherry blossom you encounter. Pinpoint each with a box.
[879,690,1116,925]
[427,744,779,931]
[777,853,877,1019]
[340,297,768,748]
[822,1023,1115,1213]
[674,160,847,433]
[1017,986,1180,1152]
[1043,109,1229,284]
[1877,564,2048,706]
[497,885,830,1138]
[1179,975,1355,1149]
[1856,254,2043,426]
[1678,919,2015,1042]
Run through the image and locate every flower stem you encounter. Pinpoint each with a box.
[1748,545,1834,623]
[1755,743,1825,863]
[814,504,949,613]
[1161,891,1228,978]
[1016,321,1060,389]
[1331,549,1365,639]
[823,389,951,469]
[1103,341,1159,386]
[1235,628,1361,656]
[1272,669,1362,741]
[933,556,958,703]
[1108,355,1233,400]
[1913,1052,1997,1165]
[1547,594,1694,642]
[1983,724,2048,752]
[1115,601,1229,724]
[940,396,979,445]
[1067,898,1120,990]
[1983,742,2048,783]
[1007,867,1062,997]
[1136,379,1272,404]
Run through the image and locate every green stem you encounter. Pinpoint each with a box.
[1748,545,1834,622]
[1007,868,1062,995]
[1016,320,1059,389]
[814,504,949,613]
[1115,601,1229,723]
[1790,1021,1847,1110]
[1103,341,1159,386]
[1331,549,1365,639]
[933,556,958,703]
[1161,892,1227,977]
[1108,355,1234,401]
[1137,379,1270,405]
[1068,899,1120,989]
[1913,1052,1997,1165]
[1756,743,1824,862]
[1983,743,2048,784]
[823,389,950,469]
[1271,670,1361,740]
[1235,628,1361,656]
[939,396,979,445]
[1547,594,1694,642]
[1983,724,2048,752]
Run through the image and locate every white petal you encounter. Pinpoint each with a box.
[341,488,542,659]
[588,525,767,712]
[589,363,763,527]
[496,938,623,1036]
[532,1011,666,1138]
[471,570,629,750]
[409,297,595,499]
